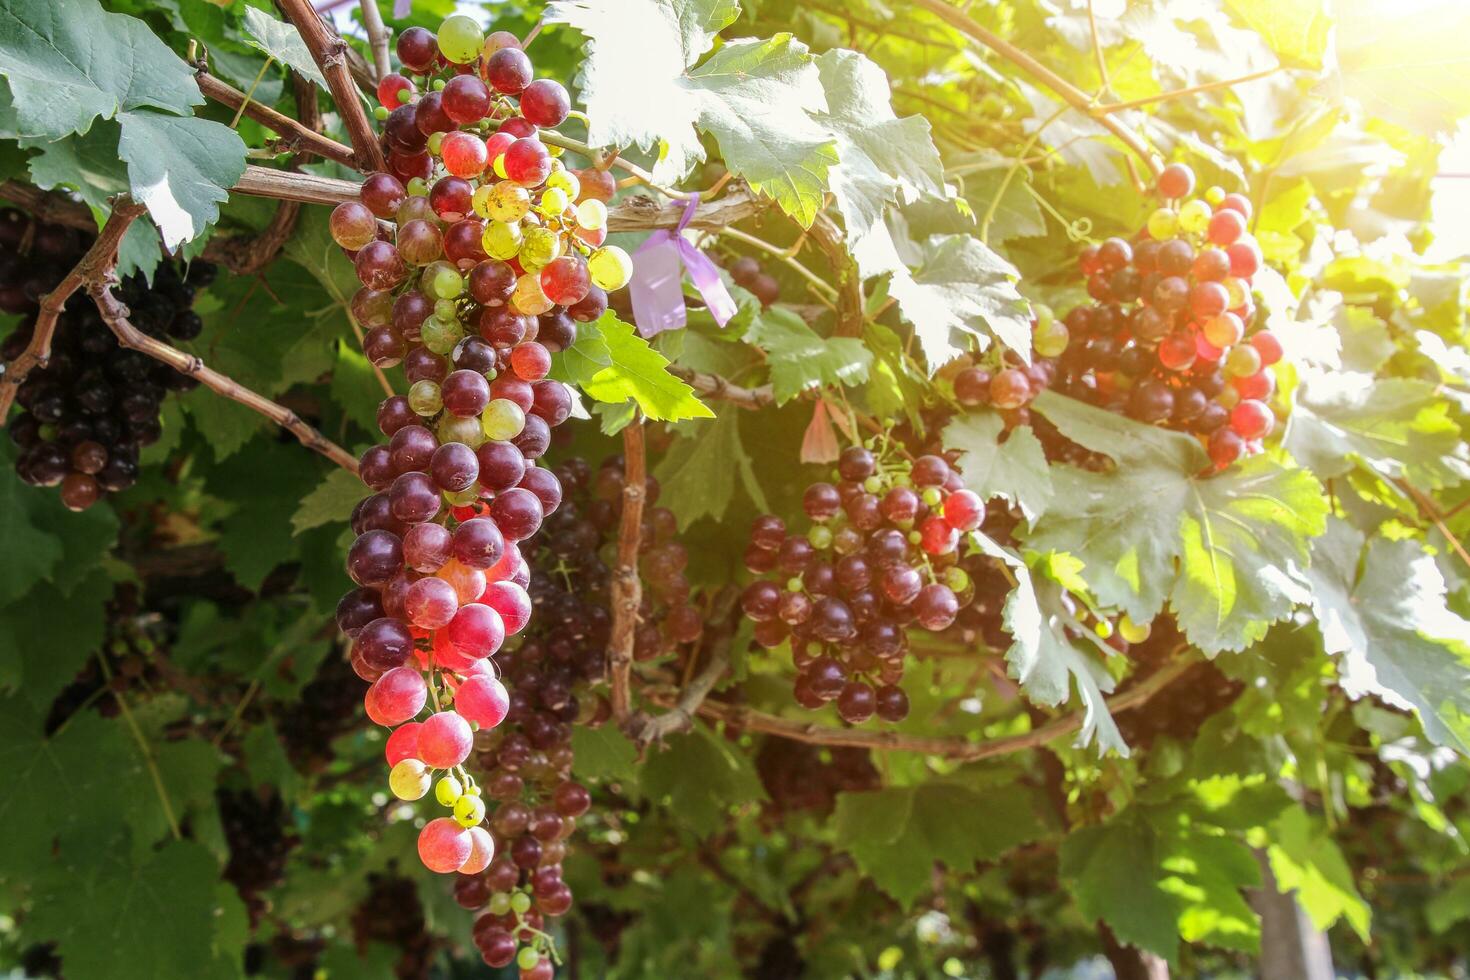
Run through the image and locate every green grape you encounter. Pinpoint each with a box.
[588,245,633,290]
[863,475,882,494]
[510,892,533,915]
[945,566,971,592]
[389,759,431,801]
[427,132,444,155]
[491,153,509,180]
[1094,619,1114,640]
[453,794,486,827]
[482,220,523,260]
[488,893,512,915]
[545,168,580,200]
[576,198,607,231]
[420,260,464,300]
[1224,342,1262,378]
[434,298,458,319]
[1204,185,1226,206]
[537,186,569,218]
[435,774,463,806]
[432,77,446,92]
[481,398,526,441]
[1118,614,1152,644]
[510,272,554,315]
[437,14,484,63]
[485,182,530,222]
[921,487,943,508]
[1222,277,1247,308]
[437,413,485,448]
[421,315,464,355]
[408,380,443,416]
[407,177,429,197]
[516,948,540,971]
[807,525,832,550]
[1034,318,1070,357]
[1146,208,1177,240]
[373,105,390,121]
[518,226,561,272]
[1178,199,1212,235]
[444,485,479,506]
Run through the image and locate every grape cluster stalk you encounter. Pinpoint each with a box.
[331,16,635,977]
[952,163,1282,469]
[1,210,213,508]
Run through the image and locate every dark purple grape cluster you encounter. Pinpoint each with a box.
[723,254,781,308]
[740,442,990,724]
[350,871,436,980]
[218,786,300,924]
[755,740,879,817]
[1,210,212,509]
[277,648,367,772]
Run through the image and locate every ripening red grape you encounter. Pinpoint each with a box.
[455,674,510,729]
[445,602,505,658]
[385,722,421,766]
[440,131,488,178]
[419,710,474,767]
[419,817,473,873]
[405,575,459,629]
[538,255,590,306]
[331,201,378,250]
[396,26,437,71]
[365,666,427,725]
[1158,162,1195,199]
[519,78,570,127]
[377,72,415,108]
[442,74,491,124]
[360,172,407,218]
[502,138,551,187]
[486,47,533,93]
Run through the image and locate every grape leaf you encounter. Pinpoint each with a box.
[241,5,328,89]
[0,446,117,604]
[572,725,641,786]
[1306,518,1470,755]
[293,468,368,535]
[0,0,200,139]
[1160,832,1263,953]
[1222,0,1330,70]
[117,110,247,250]
[1329,0,1470,135]
[886,233,1032,370]
[744,305,871,403]
[1265,805,1370,940]
[833,783,1040,907]
[565,313,713,421]
[0,573,107,710]
[943,412,1053,524]
[640,724,764,836]
[1061,812,1180,963]
[655,410,766,529]
[1026,391,1327,653]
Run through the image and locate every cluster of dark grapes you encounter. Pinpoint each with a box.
[277,649,367,772]
[723,253,781,308]
[350,871,436,980]
[1,212,212,509]
[1114,659,1243,750]
[755,740,878,817]
[740,442,989,724]
[43,584,166,734]
[329,15,643,978]
[951,162,1282,470]
[218,787,300,924]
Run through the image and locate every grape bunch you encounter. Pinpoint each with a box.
[43,584,166,734]
[218,786,300,924]
[350,871,435,980]
[740,440,990,724]
[329,16,637,978]
[723,253,781,308]
[1,211,212,509]
[951,162,1280,470]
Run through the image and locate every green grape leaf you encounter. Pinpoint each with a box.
[1026,391,1327,653]
[1427,878,1470,934]
[744,306,872,403]
[641,724,765,835]
[117,110,247,250]
[887,233,1032,370]
[0,0,200,139]
[206,436,332,590]
[1286,371,1470,490]
[813,49,944,278]
[834,783,1040,908]
[1222,0,1330,69]
[1061,812,1181,963]
[1160,831,1263,953]
[0,573,107,711]
[0,446,118,605]
[1265,805,1370,940]
[1307,518,1470,755]
[655,410,765,529]
[1330,0,1470,135]
[958,156,1047,245]
[293,468,368,535]
[241,6,328,89]
[943,412,1053,524]
[566,313,712,421]
[571,725,641,786]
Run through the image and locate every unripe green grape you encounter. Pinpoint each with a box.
[407,177,429,197]
[786,577,803,592]
[921,487,943,508]
[488,892,512,915]
[510,892,533,915]
[1204,185,1226,206]
[444,485,479,505]
[421,315,465,355]
[511,273,554,315]
[546,168,580,199]
[1216,384,1241,409]
[453,794,486,827]
[1118,613,1152,644]
[408,380,443,416]
[432,77,446,92]
[373,105,390,121]
[389,759,431,800]
[420,260,464,300]
[1224,343,1262,378]
[907,529,922,545]
[588,245,633,290]
[1094,619,1114,640]
[1147,208,1177,240]
[576,198,607,231]
[437,14,484,63]
[481,220,522,260]
[481,398,526,440]
[1178,199,1212,235]
[518,226,561,272]
[537,186,569,217]
[491,153,509,180]
[808,525,833,549]
[863,475,882,494]
[434,299,458,321]
[437,413,485,448]
[945,566,971,592]
[516,948,540,971]
[436,774,464,806]
[1223,277,1248,308]
[427,132,444,155]
[476,181,530,223]
[1034,318,1070,357]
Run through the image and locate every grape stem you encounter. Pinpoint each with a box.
[276,0,388,172]
[607,420,646,723]
[715,226,840,301]
[357,0,392,83]
[194,65,359,169]
[623,591,740,749]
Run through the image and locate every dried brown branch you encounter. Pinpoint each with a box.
[607,420,646,722]
[664,656,1193,761]
[0,180,97,233]
[194,68,357,168]
[0,201,148,423]
[623,591,740,747]
[232,165,364,205]
[277,0,386,172]
[358,0,391,82]
[89,282,358,473]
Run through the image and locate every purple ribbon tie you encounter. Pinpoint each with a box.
[629,193,738,337]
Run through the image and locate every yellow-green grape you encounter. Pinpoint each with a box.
[434,298,458,319]
[406,177,429,197]
[427,132,444,155]
[471,184,496,220]
[546,142,563,158]
[1094,618,1114,640]
[545,168,580,201]
[389,759,431,801]
[1033,318,1070,358]
[481,220,522,260]
[408,380,443,416]
[437,14,483,63]
[1224,342,1262,378]
[1204,185,1226,206]
[420,260,464,300]
[1178,199,1212,235]
[435,774,463,806]
[576,198,607,231]
[1216,383,1241,409]
[1118,614,1151,644]
[1222,277,1247,308]
[492,153,509,180]
[437,413,485,448]
[453,794,486,828]
[421,315,464,355]
[444,485,479,506]
[537,186,569,218]
[510,272,554,315]
[481,398,526,441]
[488,893,512,915]
[509,892,532,915]
[1146,207,1178,240]
[485,181,530,223]
[518,226,561,272]
[589,245,633,290]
